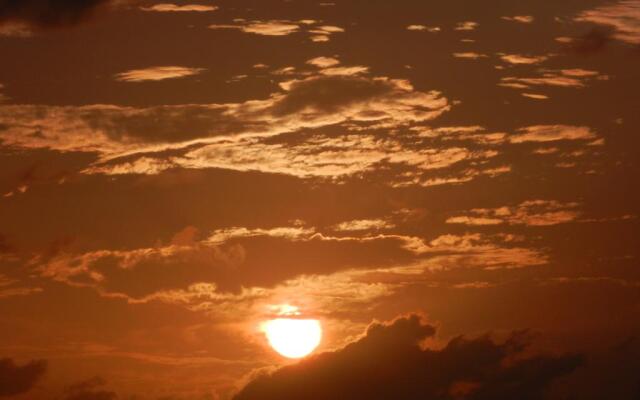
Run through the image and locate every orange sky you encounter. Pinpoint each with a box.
[0,0,639,399]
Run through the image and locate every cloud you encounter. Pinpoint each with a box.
[499,54,548,65]
[453,52,488,59]
[114,66,205,82]
[455,21,479,31]
[564,27,615,54]
[0,0,112,30]
[446,200,581,226]
[140,3,218,12]
[509,125,597,143]
[0,358,47,397]
[576,0,640,45]
[521,93,549,100]
[406,25,440,32]
[306,56,340,68]
[332,219,395,232]
[500,69,608,89]
[0,74,448,162]
[501,15,534,23]
[209,21,300,36]
[0,273,43,298]
[208,20,345,41]
[233,314,582,400]
[63,377,117,400]
[0,20,31,36]
[33,222,547,307]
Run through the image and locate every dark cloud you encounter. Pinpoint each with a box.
[0,357,47,397]
[0,0,116,29]
[64,376,117,400]
[0,234,13,254]
[234,314,582,400]
[566,27,614,55]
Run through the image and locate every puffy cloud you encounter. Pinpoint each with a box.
[233,314,582,400]
[509,125,597,143]
[140,3,218,12]
[114,66,206,82]
[0,357,47,397]
[447,200,581,226]
[576,0,640,45]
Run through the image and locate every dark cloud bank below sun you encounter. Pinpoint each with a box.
[234,314,584,400]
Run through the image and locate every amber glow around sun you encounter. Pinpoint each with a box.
[263,318,322,358]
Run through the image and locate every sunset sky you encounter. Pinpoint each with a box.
[1,0,639,399]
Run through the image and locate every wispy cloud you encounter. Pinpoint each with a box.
[509,125,597,143]
[114,66,205,82]
[500,69,608,89]
[140,4,218,12]
[447,200,581,226]
[453,52,488,59]
[501,15,534,23]
[209,20,345,41]
[499,54,549,65]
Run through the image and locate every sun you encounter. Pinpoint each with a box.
[262,318,322,359]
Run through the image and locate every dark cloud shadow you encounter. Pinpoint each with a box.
[0,357,46,397]
[63,376,117,400]
[0,0,120,29]
[234,314,582,400]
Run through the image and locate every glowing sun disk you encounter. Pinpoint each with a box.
[263,318,322,358]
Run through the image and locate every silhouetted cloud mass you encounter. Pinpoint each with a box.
[0,357,47,397]
[234,314,582,400]
[63,377,117,400]
[0,0,113,28]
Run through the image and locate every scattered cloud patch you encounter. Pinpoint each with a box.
[114,66,205,82]
[455,21,479,31]
[521,93,549,100]
[499,54,549,65]
[407,25,440,32]
[576,0,640,44]
[209,20,345,41]
[509,125,597,143]
[501,15,535,23]
[447,200,581,226]
[500,68,607,89]
[453,52,488,59]
[140,3,218,12]
[332,219,395,232]
[306,56,340,68]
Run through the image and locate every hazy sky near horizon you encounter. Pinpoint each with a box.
[1,0,639,399]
